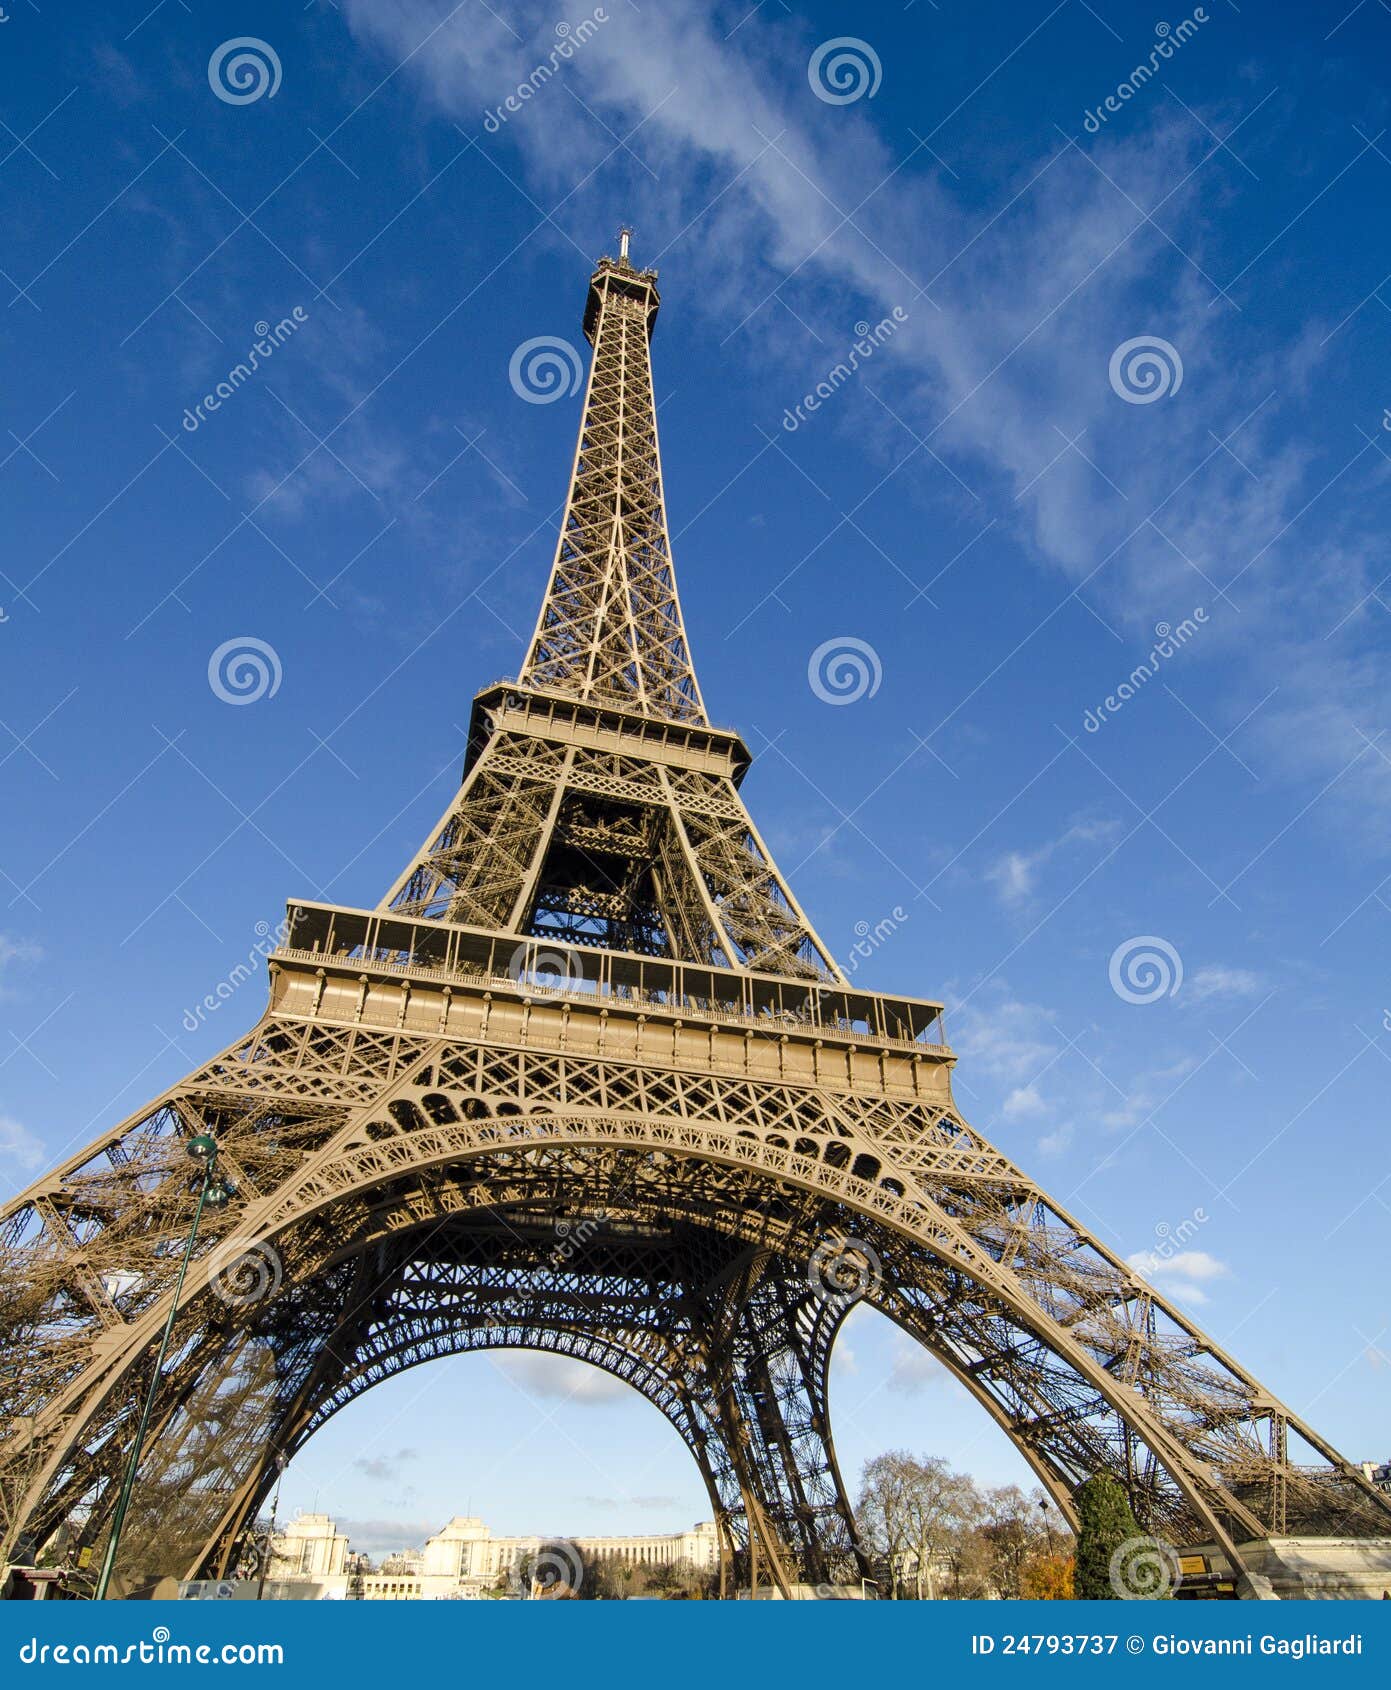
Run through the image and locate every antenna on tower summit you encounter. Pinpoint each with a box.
[618,225,632,263]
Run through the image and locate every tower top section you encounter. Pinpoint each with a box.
[521,239,702,723]
[583,231,661,345]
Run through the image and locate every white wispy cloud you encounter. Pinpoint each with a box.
[831,1301,876,1378]
[0,1117,46,1176]
[986,819,1120,906]
[1001,1083,1048,1120]
[951,992,1060,1083]
[1099,1056,1200,1132]
[1186,964,1266,1003]
[495,1352,632,1403]
[352,1447,419,1482]
[1037,1122,1075,1157]
[1127,1246,1229,1306]
[886,1335,943,1397]
[0,935,42,987]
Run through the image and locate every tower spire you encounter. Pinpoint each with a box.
[519,241,706,724]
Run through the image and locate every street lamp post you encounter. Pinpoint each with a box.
[93,1134,232,1601]
[256,1451,288,1600]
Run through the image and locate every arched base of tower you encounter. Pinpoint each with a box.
[6,981,1390,1596]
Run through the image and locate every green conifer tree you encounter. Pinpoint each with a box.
[1073,1475,1148,1599]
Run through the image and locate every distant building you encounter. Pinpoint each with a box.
[1361,1461,1391,1494]
[263,1513,719,1599]
[266,1514,349,1580]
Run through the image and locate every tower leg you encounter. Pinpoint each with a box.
[698,1250,870,1596]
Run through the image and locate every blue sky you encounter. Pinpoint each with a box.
[3,0,1390,1558]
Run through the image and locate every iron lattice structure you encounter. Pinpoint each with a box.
[3,243,1388,1600]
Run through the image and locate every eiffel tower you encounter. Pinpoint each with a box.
[3,236,1388,1601]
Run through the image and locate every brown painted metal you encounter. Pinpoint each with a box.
[2,242,1388,1598]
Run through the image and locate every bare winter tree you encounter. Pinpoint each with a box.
[856,1450,917,1598]
[857,1454,1072,1599]
[901,1458,982,1599]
